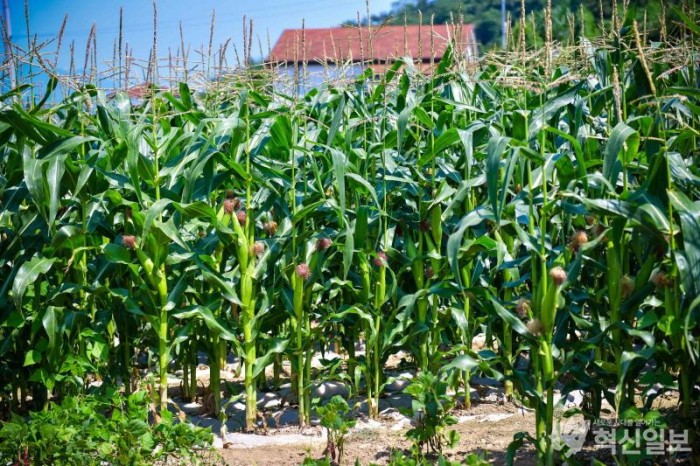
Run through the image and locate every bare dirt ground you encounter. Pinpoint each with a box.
[180,386,693,466]
[218,401,538,466]
[164,348,541,465]
[213,395,696,466]
[159,344,695,466]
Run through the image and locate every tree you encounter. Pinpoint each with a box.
[352,0,668,48]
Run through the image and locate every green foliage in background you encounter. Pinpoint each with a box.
[0,389,214,465]
[357,0,672,48]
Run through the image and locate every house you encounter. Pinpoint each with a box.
[268,24,477,91]
[109,82,174,103]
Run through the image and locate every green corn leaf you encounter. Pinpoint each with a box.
[346,173,380,211]
[354,206,368,250]
[447,208,494,282]
[42,306,58,350]
[543,125,588,190]
[0,83,30,101]
[489,295,530,337]
[486,136,511,222]
[24,350,42,366]
[154,218,188,251]
[616,348,654,405]
[22,151,47,221]
[331,148,346,215]
[603,123,640,188]
[341,225,355,281]
[125,131,144,203]
[441,353,479,372]
[198,266,240,305]
[670,6,700,35]
[419,128,460,166]
[269,114,293,150]
[29,76,58,114]
[0,106,73,145]
[12,257,57,309]
[668,190,700,299]
[104,243,132,264]
[252,338,289,379]
[46,153,67,226]
[397,106,411,151]
[171,305,238,343]
[528,84,581,139]
[326,94,345,145]
[143,199,173,238]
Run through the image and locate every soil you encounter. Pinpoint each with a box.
[217,401,538,466]
[160,344,695,466]
[164,348,541,465]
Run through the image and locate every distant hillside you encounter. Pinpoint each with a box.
[353,0,665,48]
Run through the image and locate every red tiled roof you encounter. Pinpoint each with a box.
[110,82,171,100]
[269,24,476,64]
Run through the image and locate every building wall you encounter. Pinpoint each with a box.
[273,63,367,95]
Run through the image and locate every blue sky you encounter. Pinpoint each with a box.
[9,0,396,78]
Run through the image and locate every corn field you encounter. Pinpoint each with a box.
[1,3,699,465]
